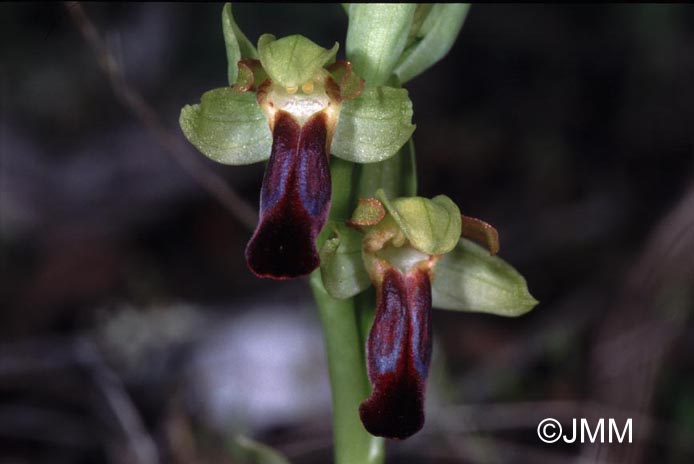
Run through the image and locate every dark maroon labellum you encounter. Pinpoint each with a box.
[359,266,433,440]
[245,110,331,279]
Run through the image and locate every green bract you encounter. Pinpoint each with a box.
[375,189,461,256]
[319,222,372,299]
[432,238,538,316]
[345,3,416,87]
[179,88,272,165]
[258,34,338,88]
[394,4,470,84]
[355,139,417,200]
[331,87,415,163]
[344,3,468,87]
[222,4,257,85]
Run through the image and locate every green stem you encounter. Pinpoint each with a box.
[310,273,384,464]
[311,144,417,462]
[309,158,383,464]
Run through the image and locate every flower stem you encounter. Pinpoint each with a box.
[309,158,384,464]
[310,273,384,464]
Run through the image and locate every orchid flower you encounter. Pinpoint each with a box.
[180,7,415,280]
[180,4,539,451]
[320,189,537,439]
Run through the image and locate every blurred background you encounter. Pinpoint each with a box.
[1,3,694,463]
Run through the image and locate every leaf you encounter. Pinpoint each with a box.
[179,87,272,165]
[230,434,290,464]
[345,4,417,87]
[222,3,257,86]
[376,190,461,256]
[394,4,470,84]
[432,238,539,316]
[258,34,339,88]
[354,138,417,200]
[331,86,415,164]
[319,222,371,299]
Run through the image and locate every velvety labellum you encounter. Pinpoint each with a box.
[359,266,432,440]
[245,110,331,279]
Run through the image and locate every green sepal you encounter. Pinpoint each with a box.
[375,189,461,256]
[432,238,539,316]
[257,34,339,88]
[319,221,372,300]
[331,86,415,164]
[394,4,470,84]
[222,3,257,86]
[345,3,417,87]
[179,88,272,165]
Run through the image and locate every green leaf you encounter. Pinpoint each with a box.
[345,4,417,87]
[375,190,461,256]
[229,434,290,464]
[394,4,470,84]
[319,222,371,300]
[355,138,416,199]
[258,34,339,88]
[222,4,257,86]
[180,87,272,165]
[432,238,539,316]
[331,86,415,163]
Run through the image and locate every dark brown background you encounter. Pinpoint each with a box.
[1,4,693,463]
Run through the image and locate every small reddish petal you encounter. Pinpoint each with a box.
[245,110,331,279]
[460,214,500,255]
[359,267,432,440]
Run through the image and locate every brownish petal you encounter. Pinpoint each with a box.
[460,214,500,255]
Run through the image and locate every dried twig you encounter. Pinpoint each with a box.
[64,2,258,231]
[0,336,162,464]
[78,337,162,464]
